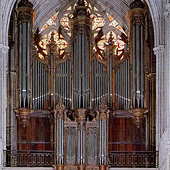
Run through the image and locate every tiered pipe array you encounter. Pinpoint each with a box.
[65,126,76,164]
[130,5,145,109]
[18,2,33,108]
[86,122,98,165]
[92,59,108,110]
[55,59,72,109]
[114,59,130,110]
[32,59,48,110]
[98,102,108,167]
[55,103,65,165]
[76,109,86,166]
[73,32,90,109]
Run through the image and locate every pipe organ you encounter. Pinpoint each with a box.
[14,0,156,170]
[114,59,131,110]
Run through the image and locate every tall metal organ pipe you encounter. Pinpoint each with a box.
[114,60,130,110]
[92,59,108,110]
[129,1,145,109]
[73,31,90,109]
[55,59,72,109]
[32,59,48,110]
[17,0,33,108]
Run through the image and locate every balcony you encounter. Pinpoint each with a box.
[108,151,158,168]
[3,150,54,167]
[3,150,158,168]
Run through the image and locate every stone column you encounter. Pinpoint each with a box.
[0,44,9,169]
[164,3,170,144]
[153,45,165,150]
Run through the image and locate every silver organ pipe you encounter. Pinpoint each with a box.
[114,59,130,110]
[18,19,32,108]
[27,22,31,108]
[136,24,140,107]
[109,55,113,108]
[22,23,26,107]
[32,59,48,110]
[132,24,136,108]
[55,59,72,109]
[92,59,108,110]
[51,54,54,108]
[132,22,145,109]
[73,32,90,109]
[141,25,144,108]
[19,24,22,107]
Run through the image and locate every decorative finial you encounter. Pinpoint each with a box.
[77,0,85,6]
[130,0,145,9]
[50,31,55,43]
[99,98,108,111]
[55,97,65,110]
[108,32,114,45]
[18,0,33,8]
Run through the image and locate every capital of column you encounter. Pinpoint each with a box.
[17,0,33,22]
[164,3,170,22]
[54,98,65,119]
[153,45,165,57]
[0,44,9,52]
[128,0,145,25]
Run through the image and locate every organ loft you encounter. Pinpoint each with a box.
[6,0,156,169]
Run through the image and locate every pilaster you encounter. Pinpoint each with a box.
[164,3,170,144]
[153,45,165,150]
[0,44,9,170]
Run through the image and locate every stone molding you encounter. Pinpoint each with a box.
[0,44,9,52]
[153,45,165,56]
[164,4,170,22]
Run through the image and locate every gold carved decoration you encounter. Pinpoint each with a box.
[129,108,148,128]
[14,107,34,128]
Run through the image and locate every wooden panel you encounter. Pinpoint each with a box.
[109,117,146,152]
[17,112,52,151]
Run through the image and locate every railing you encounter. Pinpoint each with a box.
[108,151,158,168]
[4,150,158,168]
[3,150,54,167]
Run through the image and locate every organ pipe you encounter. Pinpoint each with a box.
[17,0,33,108]
[114,60,130,110]
[129,2,145,109]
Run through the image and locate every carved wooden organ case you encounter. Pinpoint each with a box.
[15,0,156,169]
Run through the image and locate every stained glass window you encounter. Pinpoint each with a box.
[38,1,126,60]
[41,13,58,32]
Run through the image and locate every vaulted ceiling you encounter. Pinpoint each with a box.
[27,0,138,32]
